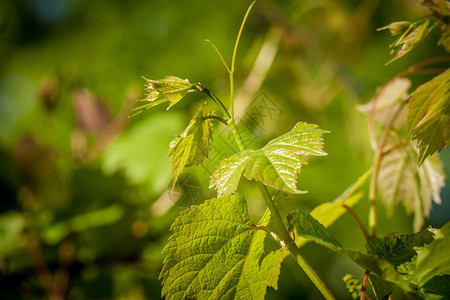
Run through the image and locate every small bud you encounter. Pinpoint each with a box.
[378,21,411,36]
[131,76,196,117]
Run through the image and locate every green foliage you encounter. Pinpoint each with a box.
[406,69,450,164]
[411,222,450,286]
[210,122,327,196]
[160,194,283,300]
[169,104,215,191]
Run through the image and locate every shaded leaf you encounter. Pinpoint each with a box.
[377,134,445,231]
[160,194,283,300]
[412,222,450,286]
[369,274,393,300]
[210,122,327,196]
[358,77,410,128]
[169,104,215,191]
[406,69,450,164]
[290,211,413,294]
[366,230,434,267]
[132,76,196,116]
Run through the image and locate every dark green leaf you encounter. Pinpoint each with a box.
[406,69,450,164]
[369,274,393,300]
[160,194,283,300]
[210,122,327,196]
[290,211,413,294]
[366,230,434,267]
[169,104,215,191]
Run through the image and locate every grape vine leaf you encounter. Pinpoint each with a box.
[160,194,283,300]
[366,230,435,267]
[169,104,215,191]
[210,122,327,196]
[377,135,445,231]
[358,77,410,128]
[412,221,450,286]
[131,76,196,116]
[406,69,450,164]
[290,211,413,294]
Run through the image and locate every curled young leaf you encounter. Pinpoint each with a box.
[378,21,412,36]
[169,104,215,191]
[385,19,434,65]
[210,122,328,196]
[131,76,197,116]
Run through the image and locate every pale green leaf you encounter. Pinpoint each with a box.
[169,104,215,191]
[160,194,283,300]
[358,77,410,128]
[406,69,450,164]
[378,135,445,231]
[412,222,450,286]
[210,122,327,196]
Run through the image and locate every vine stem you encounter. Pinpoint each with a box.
[368,101,406,238]
[203,2,335,298]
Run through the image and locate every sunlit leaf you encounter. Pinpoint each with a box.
[160,194,283,300]
[169,104,215,191]
[131,76,196,116]
[290,210,413,294]
[358,77,410,128]
[406,69,450,164]
[378,135,445,231]
[210,122,327,196]
[378,21,412,36]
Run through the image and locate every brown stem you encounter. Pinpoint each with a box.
[360,270,371,300]
[396,56,450,78]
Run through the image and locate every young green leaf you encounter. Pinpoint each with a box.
[412,222,450,286]
[210,122,328,196]
[290,210,413,294]
[406,69,450,164]
[160,194,283,300]
[169,104,215,191]
[377,135,445,231]
[131,76,196,116]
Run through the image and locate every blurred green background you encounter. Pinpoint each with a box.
[0,0,449,299]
